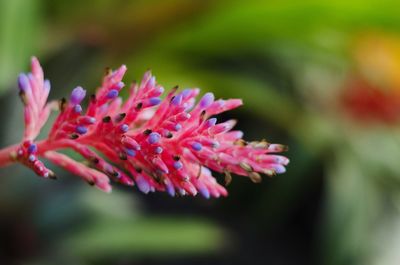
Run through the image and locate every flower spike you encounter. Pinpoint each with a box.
[1,57,289,197]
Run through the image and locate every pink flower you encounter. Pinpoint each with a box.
[0,57,289,198]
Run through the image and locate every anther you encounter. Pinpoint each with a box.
[135,102,143,111]
[102,116,111,123]
[239,162,253,172]
[224,170,232,186]
[70,133,79,139]
[119,152,127,160]
[115,113,126,122]
[249,172,262,183]
[59,98,67,111]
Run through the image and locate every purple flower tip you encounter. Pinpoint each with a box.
[181,89,191,99]
[126,149,136,157]
[73,104,82,113]
[273,164,286,174]
[156,86,165,94]
[44,79,51,91]
[191,142,202,151]
[149,76,156,88]
[70,86,86,105]
[76,125,88,135]
[198,186,210,199]
[137,175,150,194]
[171,94,183,106]
[173,161,183,170]
[207,118,217,127]
[174,123,182,131]
[115,81,124,90]
[28,154,36,162]
[27,144,37,154]
[154,146,163,154]
[106,89,119,99]
[120,124,129,133]
[199,92,214,108]
[149,97,162,106]
[167,187,175,197]
[165,181,175,197]
[18,74,31,92]
[148,132,161,144]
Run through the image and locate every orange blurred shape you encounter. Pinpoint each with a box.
[354,32,400,91]
[341,32,400,124]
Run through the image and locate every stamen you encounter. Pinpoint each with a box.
[224,170,232,186]
[249,172,262,183]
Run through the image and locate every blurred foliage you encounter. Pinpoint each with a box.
[2,0,400,265]
[0,0,41,92]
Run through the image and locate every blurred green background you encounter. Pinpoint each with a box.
[2,0,400,264]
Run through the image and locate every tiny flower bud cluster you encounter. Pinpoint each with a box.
[7,57,289,198]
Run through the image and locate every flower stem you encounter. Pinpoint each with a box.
[0,139,71,169]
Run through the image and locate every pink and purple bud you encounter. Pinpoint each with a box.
[18,74,31,92]
[70,86,86,105]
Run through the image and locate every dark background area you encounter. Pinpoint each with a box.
[1,1,400,265]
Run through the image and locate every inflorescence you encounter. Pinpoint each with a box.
[3,57,289,198]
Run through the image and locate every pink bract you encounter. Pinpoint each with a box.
[0,57,289,198]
